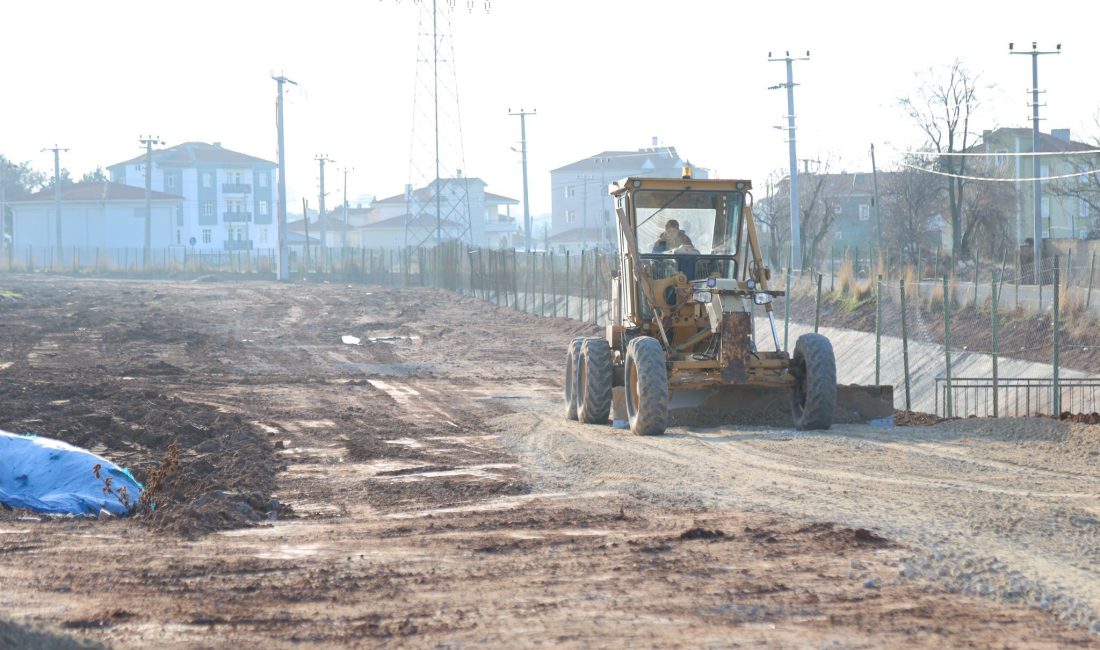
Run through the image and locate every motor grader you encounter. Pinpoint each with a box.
[563,170,893,435]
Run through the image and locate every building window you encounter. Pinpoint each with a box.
[565,209,576,224]
[230,170,241,184]
[859,204,870,221]
[1080,198,1090,218]
[202,172,213,188]
[201,202,214,218]
[994,150,1008,166]
[176,230,181,245]
[259,200,269,215]
[202,229,212,244]
[258,173,268,188]
[565,185,575,198]
[166,175,177,190]
[1042,197,1050,219]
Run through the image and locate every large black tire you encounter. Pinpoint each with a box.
[624,337,669,435]
[578,338,613,424]
[790,333,837,430]
[564,337,587,420]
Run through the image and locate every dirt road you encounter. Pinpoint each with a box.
[0,276,1097,648]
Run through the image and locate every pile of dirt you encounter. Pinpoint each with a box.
[894,410,949,426]
[1056,411,1100,424]
[0,379,281,537]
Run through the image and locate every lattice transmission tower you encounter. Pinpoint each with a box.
[404,0,490,248]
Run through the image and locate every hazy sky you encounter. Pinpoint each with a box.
[3,1,1099,217]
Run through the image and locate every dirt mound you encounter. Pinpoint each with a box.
[895,410,949,426]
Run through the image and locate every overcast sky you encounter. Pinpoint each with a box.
[3,0,1099,217]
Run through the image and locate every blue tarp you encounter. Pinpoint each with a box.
[0,430,143,516]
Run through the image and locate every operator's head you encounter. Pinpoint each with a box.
[665,219,681,232]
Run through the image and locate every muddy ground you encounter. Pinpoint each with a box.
[0,276,1097,648]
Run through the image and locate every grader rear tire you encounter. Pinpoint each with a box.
[578,338,613,424]
[564,337,588,420]
[790,333,837,430]
[625,336,669,436]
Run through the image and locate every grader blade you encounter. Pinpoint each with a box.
[622,385,894,428]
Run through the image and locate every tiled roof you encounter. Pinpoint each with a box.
[10,181,183,203]
[551,147,685,174]
[972,128,1099,154]
[483,191,519,204]
[287,216,353,232]
[375,177,489,203]
[549,227,613,243]
[109,142,275,168]
[363,213,465,229]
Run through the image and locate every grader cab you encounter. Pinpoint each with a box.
[563,172,893,435]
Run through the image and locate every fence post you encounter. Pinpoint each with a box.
[550,252,559,318]
[1053,256,1061,415]
[934,246,941,280]
[813,271,823,333]
[943,274,953,418]
[900,278,911,411]
[992,273,1000,418]
[540,253,547,316]
[973,249,980,308]
[1088,252,1097,310]
[1015,246,1021,310]
[593,252,601,326]
[874,274,882,385]
[830,246,836,292]
[784,255,792,350]
[565,251,571,320]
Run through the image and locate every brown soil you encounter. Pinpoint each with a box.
[0,276,1095,648]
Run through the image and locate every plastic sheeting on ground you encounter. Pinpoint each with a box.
[0,430,143,516]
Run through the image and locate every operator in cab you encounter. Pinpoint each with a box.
[651,219,694,253]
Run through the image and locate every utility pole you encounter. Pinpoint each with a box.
[42,145,69,258]
[870,143,881,259]
[315,155,333,264]
[139,136,164,268]
[1010,41,1060,284]
[340,167,353,251]
[769,50,810,270]
[509,108,536,251]
[272,74,297,281]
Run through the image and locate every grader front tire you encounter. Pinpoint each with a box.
[625,337,669,436]
[578,338,613,424]
[790,333,837,430]
[564,337,587,420]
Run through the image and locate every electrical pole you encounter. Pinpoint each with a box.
[272,74,297,281]
[42,145,69,259]
[509,108,536,251]
[315,155,332,261]
[769,50,810,271]
[1010,41,1060,284]
[870,143,881,259]
[340,167,353,251]
[139,136,164,268]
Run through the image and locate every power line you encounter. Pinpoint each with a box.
[898,160,1100,182]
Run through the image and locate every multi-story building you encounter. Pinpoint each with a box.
[107,142,277,251]
[367,176,519,249]
[549,143,708,251]
[975,127,1100,242]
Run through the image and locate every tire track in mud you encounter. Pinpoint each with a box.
[495,408,1100,632]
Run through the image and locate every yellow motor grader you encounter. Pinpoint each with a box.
[564,170,893,435]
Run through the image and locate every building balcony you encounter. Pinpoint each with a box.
[222,183,252,194]
[223,211,252,223]
[223,239,253,251]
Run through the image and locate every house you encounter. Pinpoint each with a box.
[358,213,465,250]
[973,127,1100,242]
[369,176,519,249]
[7,181,183,263]
[287,215,354,249]
[107,141,277,252]
[548,227,613,254]
[549,142,709,246]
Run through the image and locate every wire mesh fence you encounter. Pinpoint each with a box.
[4,240,1096,418]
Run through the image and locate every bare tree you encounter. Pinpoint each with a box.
[1048,114,1100,236]
[900,59,981,258]
[881,157,942,264]
[754,170,790,269]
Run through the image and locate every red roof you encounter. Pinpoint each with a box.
[11,181,183,203]
[109,142,274,168]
